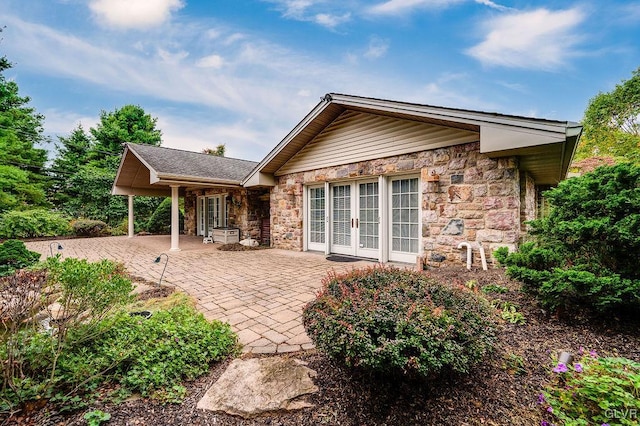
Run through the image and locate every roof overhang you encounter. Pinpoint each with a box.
[243,93,582,187]
[112,146,243,197]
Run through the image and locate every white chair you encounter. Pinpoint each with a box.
[203,229,214,244]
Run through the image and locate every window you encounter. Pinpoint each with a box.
[309,187,325,244]
[391,177,419,254]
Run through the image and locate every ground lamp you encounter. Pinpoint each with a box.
[49,242,64,257]
[153,253,169,286]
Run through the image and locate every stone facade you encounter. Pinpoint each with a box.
[184,187,270,242]
[270,141,531,267]
[520,172,536,236]
[271,176,304,250]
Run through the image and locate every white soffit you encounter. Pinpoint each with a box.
[480,125,565,153]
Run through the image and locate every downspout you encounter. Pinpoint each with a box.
[457,242,472,270]
[478,244,488,271]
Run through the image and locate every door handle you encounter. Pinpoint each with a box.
[351,218,354,228]
[356,218,359,228]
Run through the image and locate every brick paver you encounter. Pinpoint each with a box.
[26,236,378,353]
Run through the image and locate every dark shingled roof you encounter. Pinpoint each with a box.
[127,143,259,182]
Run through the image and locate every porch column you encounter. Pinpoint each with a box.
[170,185,181,252]
[127,195,134,238]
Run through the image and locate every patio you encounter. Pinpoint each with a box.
[25,236,377,354]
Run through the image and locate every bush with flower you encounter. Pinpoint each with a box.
[539,348,640,426]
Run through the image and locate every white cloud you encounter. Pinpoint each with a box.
[474,0,509,11]
[369,0,463,15]
[368,0,509,15]
[466,8,586,70]
[267,0,316,19]
[157,48,189,64]
[314,13,351,28]
[196,54,224,69]
[264,0,351,29]
[89,0,184,29]
[223,33,246,46]
[364,36,390,59]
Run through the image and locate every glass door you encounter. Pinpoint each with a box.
[356,181,379,258]
[331,184,353,255]
[307,186,326,251]
[197,197,206,236]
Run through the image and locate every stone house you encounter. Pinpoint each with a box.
[113,93,581,267]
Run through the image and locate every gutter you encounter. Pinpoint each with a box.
[154,173,242,186]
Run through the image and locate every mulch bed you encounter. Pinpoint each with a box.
[5,268,640,426]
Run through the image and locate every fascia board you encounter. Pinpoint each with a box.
[242,98,330,185]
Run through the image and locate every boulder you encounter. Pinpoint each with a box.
[197,357,318,418]
[240,238,259,247]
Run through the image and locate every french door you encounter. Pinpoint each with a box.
[305,176,420,263]
[197,195,227,235]
[329,180,379,258]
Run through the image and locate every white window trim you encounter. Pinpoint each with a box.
[388,175,422,263]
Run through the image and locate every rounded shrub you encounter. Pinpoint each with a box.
[146,198,184,234]
[303,266,496,378]
[71,218,110,237]
[0,239,41,277]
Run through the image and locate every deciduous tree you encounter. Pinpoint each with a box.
[575,67,640,164]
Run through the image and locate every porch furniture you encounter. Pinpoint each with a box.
[203,229,214,244]
[213,227,240,244]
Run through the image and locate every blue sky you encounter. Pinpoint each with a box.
[1,0,639,161]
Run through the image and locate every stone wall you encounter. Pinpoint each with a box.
[422,143,519,267]
[270,141,524,267]
[520,172,536,235]
[184,187,270,241]
[271,175,304,250]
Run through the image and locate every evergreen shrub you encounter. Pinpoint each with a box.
[498,164,640,314]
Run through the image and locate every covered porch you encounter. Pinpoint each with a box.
[112,143,260,251]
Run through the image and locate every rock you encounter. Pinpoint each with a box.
[442,219,464,235]
[239,238,259,247]
[430,253,447,262]
[450,174,464,184]
[448,185,473,203]
[197,357,319,418]
[486,211,516,231]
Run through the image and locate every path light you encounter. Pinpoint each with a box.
[49,242,63,257]
[153,253,169,286]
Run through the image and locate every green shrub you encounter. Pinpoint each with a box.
[56,300,237,399]
[45,257,134,326]
[1,258,134,413]
[146,198,184,234]
[0,209,71,239]
[481,284,508,294]
[0,239,41,277]
[70,218,110,237]
[303,266,496,378]
[0,259,236,413]
[498,164,640,315]
[540,352,640,426]
[84,410,111,426]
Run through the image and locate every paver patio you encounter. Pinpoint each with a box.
[25,236,379,353]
